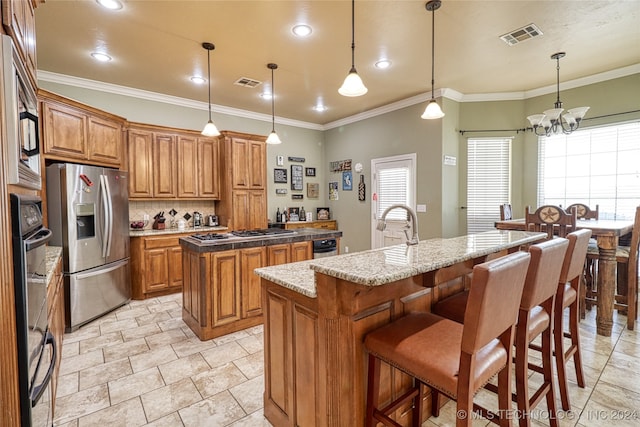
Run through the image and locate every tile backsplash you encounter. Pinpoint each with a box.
[129,200,216,229]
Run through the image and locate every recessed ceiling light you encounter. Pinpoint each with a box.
[96,0,123,10]
[375,59,392,69]
[313,105,327,112]
[292,24,312,37]
[190,76,206,84]
[91,52,112,62]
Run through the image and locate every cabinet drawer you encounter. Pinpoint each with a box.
[144,236,181,249]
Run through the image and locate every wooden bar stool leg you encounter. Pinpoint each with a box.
[569,284,586,388]
[514,311,531,427]
[365,353,381,427]
[541,316,559,427]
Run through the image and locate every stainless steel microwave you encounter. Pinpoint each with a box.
[2,35,41,190]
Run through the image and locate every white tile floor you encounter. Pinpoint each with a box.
[53,293,640,426]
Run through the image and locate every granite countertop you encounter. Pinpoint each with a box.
[46,246,63,287]
[179,228,343,253]
[129,225,228,237]
[254,230,546,298]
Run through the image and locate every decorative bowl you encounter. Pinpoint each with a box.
[130,220,148,229]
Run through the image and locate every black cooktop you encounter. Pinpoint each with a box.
[192,233,229,241]
[231,228,295,237]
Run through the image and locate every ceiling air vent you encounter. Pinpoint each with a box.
[500,23,543,46]
[234,77,262,88]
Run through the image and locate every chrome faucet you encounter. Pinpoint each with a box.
[376,204,419,245]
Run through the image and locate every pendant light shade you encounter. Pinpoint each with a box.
[201,42,220,137]
[339,0,367,97]
[266,63,282,145]
[421,0,444,120]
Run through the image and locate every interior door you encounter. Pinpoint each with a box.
[371,154,416,249]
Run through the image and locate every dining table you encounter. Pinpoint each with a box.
[495,218,634,336]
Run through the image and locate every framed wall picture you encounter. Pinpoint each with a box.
[342,171,353,190]
[274,168,287,183]
[305,167,316,177]
[288,207,300,221]
[307,182,319,198]
[317,207,330,220]
[291,164,303,190]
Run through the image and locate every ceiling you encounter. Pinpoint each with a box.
[34,1,640,127]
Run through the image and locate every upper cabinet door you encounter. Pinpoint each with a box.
[128,129,154,198]
[231,138,250,189]
[177,135,198,198]
[88,116,123,166]
[2,0,38,88]
[248,140,265,189]
[42,101,88,161]
[198,137,220,199]
[152,133,177,198]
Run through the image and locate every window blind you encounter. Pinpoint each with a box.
[376,167,409,221]
[537,121,640,220]
[467,138,512,233]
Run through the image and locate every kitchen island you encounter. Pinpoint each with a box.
[179,228,342,340]
[254,230,545,427]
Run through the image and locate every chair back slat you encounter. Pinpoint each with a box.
[461,251,531,354]
[560,229,592,284]
[525,205,577,239]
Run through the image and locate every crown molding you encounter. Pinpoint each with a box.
[39,63,639,132]
[37,71,324,131]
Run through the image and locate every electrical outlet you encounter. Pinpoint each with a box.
[345,246,349,253]
[417,204,427,213]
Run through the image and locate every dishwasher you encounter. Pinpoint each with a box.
[313,239,338,258]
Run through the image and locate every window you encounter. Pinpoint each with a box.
[467,138,512,233]
[537,122,640,220]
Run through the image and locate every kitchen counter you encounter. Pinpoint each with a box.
[129,225,228,237]
[257,230,546,426]
[46,246,63,287]
[179,228,342,253]
[255,230,544,297]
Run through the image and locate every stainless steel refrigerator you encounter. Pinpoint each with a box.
[47,163,131,331]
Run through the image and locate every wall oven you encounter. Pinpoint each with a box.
[3,34,41,190]
[10,194,56,426]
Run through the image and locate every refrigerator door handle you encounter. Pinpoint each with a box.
[74,259,128,280]
[100,175,113,258]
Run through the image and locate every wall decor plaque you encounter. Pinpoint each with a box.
[288,207,300,221]
[275,188,287,195]
[307,183,319,198]
[317,207,330,220]
[330,159,352,172]
[291,165,303,190]
[305,167,316,177]
[342,171,353,191]
[274,168,287,183]
[288,156,305,162]
[291,194,304,200]
[329,181,339,200]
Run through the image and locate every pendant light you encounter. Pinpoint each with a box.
[266,63,282,144]
[421,0,445,119]
[338,0,367,97]
[201,42,220,137]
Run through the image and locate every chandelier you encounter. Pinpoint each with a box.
[527,52,589,137]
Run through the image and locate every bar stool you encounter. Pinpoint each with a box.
[364,251,531,427]
[550,229,592,411]
[432,238,569,426]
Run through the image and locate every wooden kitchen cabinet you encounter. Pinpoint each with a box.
[127,123,220,200]
[216,131,267,230]
[291,241,312,262]
[46,255,64,415]
[268,243,291,266]
[211,250,241,327]
[198,137,220,199]
[240,247,267,319]
[40,90,126,168]
[2,0,38,88]
[282,220,338,230]
[131,234,187,299]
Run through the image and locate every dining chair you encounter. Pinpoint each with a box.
[500,203,513,221]
[566,203,599,220]
[364,251,531,427]
[525,205,577,239]
[432,239,569,427]
[584,205,639,330]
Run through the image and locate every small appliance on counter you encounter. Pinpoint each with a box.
[193,212,202,227]
[204,214,218,226]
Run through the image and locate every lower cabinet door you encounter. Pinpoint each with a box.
[211,250,241,327]
[240,247,267,318]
